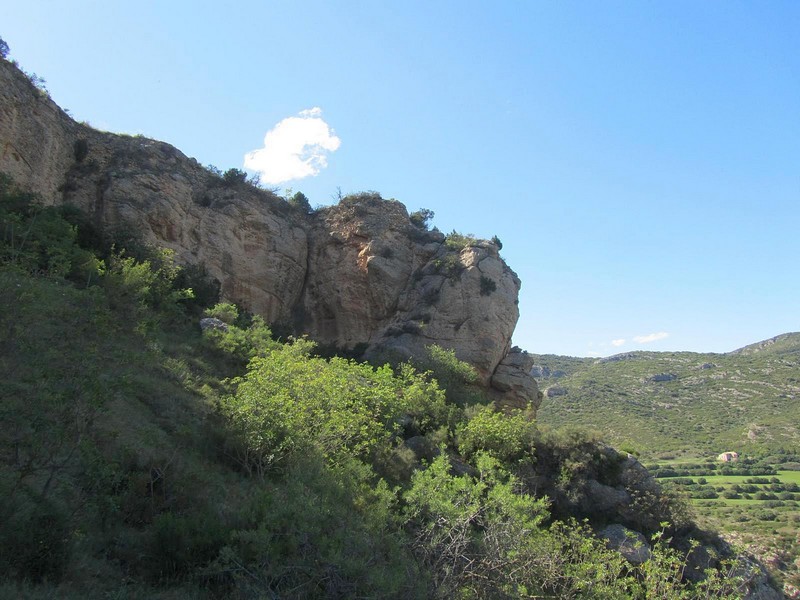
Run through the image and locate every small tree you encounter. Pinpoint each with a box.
[0,36,9,59]
[222,168,247,185]
[288,191,312,213]
[410,208,434,230]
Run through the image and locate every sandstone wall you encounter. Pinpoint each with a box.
[0,58,540,408]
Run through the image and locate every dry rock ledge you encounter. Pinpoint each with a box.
[0,59,540,410]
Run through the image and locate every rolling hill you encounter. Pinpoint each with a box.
[534,333,800,459]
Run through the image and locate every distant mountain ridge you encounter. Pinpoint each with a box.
[729,332,800,356]
[535,333,800,458]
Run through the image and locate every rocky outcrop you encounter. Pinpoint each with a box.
[647,373,678,383]
[545,385,568,398]
[601,524,651,564]
[490,347,543,410]
[0,58,538,405]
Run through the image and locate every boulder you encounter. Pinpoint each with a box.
[647,373,678,383]
[199,317,229,332]
[601,524,652,564]
[490,347,542,410]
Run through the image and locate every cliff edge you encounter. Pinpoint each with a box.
[0,58,540,410]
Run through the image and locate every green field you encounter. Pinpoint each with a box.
[654,462,800,591]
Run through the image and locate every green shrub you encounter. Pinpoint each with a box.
[403,452,549,598]
[0,178,103,283]
[146,511,228,581]
[287,191,312,213]
[443,230,478,250]
[219,339,449,476]
[204,302,239,324]
[203,314,278,365]
[0,490,71,582]
[213,456,425,598]
[410,345,482,407]
[431,253,463,278]
[222,168,247,185]
[102,248,193,329]
[410,208,434,230]
[457,404,536,463]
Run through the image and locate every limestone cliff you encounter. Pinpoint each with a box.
[0,58,540,409]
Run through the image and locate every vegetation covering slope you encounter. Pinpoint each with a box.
[535,341,800,459]
[0,174,756,598]
[534,344,800,595]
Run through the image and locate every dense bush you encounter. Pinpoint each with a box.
[287,190,312,213]
[219,339,450,476]
[408,344,481,407]
[222,168,247,185]
[444,230,478,250]
[456,404,536,463]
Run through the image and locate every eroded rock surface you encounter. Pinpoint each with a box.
[0,59,538,405]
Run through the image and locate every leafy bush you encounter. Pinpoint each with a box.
[222,168,247,185]
[219,339,449,476]
[431,252,463,278]
[410,345,481,406]
[457,404,536,463]
[0,491,70,582]
[403,452,549,598]
[287,190,312,213]
[203,313,278,365]
[213,456,425,599]
[0,176,102,283]
[444,230,478,250]
[410,208,434,230]
[204,302,239,324]
[102,247,194,328]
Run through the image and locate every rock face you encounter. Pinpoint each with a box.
[0,58,538,405]
[490,347,543,410]
[545,385,568,398]
[601,524,652,565]
[647,373,678,383]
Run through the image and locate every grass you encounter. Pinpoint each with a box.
[650,460,800,590]
[778,470,800,484]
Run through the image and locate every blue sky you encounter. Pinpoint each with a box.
[3,1,798,356]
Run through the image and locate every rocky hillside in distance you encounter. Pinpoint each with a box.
[534,333,800,458]
[0,57,539,409]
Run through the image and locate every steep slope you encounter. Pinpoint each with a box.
[535,334,800,457]
[0,57,539,408]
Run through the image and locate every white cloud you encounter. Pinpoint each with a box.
[611,338,626,347]
[244,107,341,185]
[633,332,670,344]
